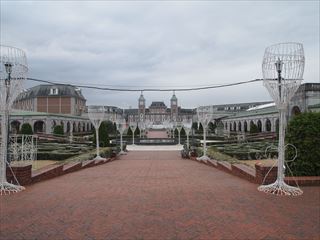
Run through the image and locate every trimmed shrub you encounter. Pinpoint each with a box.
[37,152,78,161]
[208,122,217,133]
[93,121,110,147]
[53,125,64,135]
[250,122,259,133]
[286,112,320,176]
[20,123,33,135]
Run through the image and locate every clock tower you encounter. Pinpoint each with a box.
[170,91,178,121]
[138,91,146,121]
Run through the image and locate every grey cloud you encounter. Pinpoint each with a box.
[1,1,318,107]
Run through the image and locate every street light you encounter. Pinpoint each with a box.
[0,45,28,195]
[4,63,13,166]
[259,42,305,196]
[88,106,106,160]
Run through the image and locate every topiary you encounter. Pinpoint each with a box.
[53,125,64,136]
[250,122,259,134]
[20,123,33,135]
[93,121,110,147]
[286,112,320,176]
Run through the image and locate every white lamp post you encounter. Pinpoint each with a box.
[258,42,305,196]
[0,45,28,194]
[88,106,106,160]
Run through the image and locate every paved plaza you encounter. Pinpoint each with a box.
[127,145,183,151]
[0,150,319,240]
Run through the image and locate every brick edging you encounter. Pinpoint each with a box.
[6,156,119,186]
[189,157,320,186]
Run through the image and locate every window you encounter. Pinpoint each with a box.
[50,88,58,95]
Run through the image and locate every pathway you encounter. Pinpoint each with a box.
[0,151,319,240]
[147,130,168,138]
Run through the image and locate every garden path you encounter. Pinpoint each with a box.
[1,150,319,240]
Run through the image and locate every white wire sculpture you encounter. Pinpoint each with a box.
[162,120,170,138]
[9,134,38,168]
[176,121,183,145]
[196,106,214,161]
[182,119,193,150]
[88,106,106,160]
[171,121,176,139]
[116,117,127,155]
[129,121,137,145]
[138,121,145,138]
[0,45,28,194]
[258,42,305,196]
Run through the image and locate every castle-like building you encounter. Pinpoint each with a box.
[3,82,319,135]
[126,92,194,124]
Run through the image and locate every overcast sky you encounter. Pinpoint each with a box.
[1,1,319,109]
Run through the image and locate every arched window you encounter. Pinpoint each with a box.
[244,121,248,132]
[257,120,262,132]
[238,122,242,132]
[265,119,271,132]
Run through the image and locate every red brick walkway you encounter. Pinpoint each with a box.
[147,130,168,138]
[1,151,319,240]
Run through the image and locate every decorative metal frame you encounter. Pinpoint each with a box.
[176,121,183,145]
[88,106,106,160]
[182,119,193,150]
[196,106,214,161]
[0,45,28,195]
[138,121,145,138]
[116,116,127,155]
[258,42,305,196]
[171,121,176,139]
[129,121,137,145]
[9,134,38,168]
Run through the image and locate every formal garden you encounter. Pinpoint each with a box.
[187,112,320,177]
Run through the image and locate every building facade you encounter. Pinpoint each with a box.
[126,92,194,124]
[220,83,320,135]
[4,82,318,136]
[13,85,86,116]
[7,85,90,134]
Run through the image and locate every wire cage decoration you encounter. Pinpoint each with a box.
[258,42,305,196]
[116,116,127,155]
[129,121,137,145]
[196,106,214,161]
[0,45,28,195]
[182,118,193,150]
[88,105,106,160]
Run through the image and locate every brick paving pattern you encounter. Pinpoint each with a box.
[1,151,319,240]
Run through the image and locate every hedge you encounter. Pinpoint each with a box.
[286,112,320,176]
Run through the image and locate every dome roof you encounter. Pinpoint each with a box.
[15,84,86,101]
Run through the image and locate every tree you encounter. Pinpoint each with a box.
[53,125,64,136]
[286,112,320,176]
[250,122,259,134]
[105,120,116,135]
[208,122,217,133]
[198,122,203,133]
[126,126,139,136]
[192,122,198,131]
[93,121,110,147]
[20,123,33,135]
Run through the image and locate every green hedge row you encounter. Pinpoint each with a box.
[37,152,79,161]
